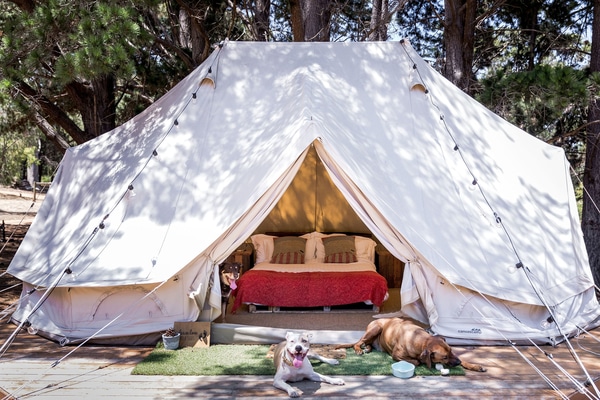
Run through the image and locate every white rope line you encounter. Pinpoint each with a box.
[528,339,597,399]
[0,179,53,263]
[408,259,571,391]
[576,325,600,344]
[0,201,36,260]
[0,301,18,322]
[0,268,69,359]
[0,282,23,323]
[516,255,600,397]
[571,164,600,215]
[398,40,600,397]
[1,45,227,399]
[3,278,172,400]
[0,282,21,295]
[508,343,570,399]
[0,283,37,324]
[410,257,584,395]
[576,331,600,373]
[402,205,586,394]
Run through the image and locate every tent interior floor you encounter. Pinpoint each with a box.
[217,287,402,331]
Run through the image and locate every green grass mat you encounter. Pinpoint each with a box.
[131,344,465,376]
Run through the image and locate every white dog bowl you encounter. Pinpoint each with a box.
[391,361,415,378]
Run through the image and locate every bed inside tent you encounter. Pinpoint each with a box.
[209,143,403,345]
[222,144,400,317]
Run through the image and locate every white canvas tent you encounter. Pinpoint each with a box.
[7,40,600,346]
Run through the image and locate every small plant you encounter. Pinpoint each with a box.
[163,327,178,337]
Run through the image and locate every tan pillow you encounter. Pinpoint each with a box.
[322,236,357,263]
[271,251,305,264]
[270,236,307,264]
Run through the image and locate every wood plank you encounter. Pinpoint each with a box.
[2,319,600,398]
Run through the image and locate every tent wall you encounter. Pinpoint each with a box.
[12,262,205,345]
[7,40,600,346]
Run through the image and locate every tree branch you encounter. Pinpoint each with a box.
[547,120,600,144]
[32,111,71,154]
[15,80,87,145]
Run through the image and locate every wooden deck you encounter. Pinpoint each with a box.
[1,321,600,399]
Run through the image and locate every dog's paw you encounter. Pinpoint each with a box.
[288,388,301,397]
[465,364,487,372]
[331,378,345,386]
[328,359,340,365]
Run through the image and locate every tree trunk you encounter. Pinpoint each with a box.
[443,0,476,93]
[66,76,115,142]
[173,0,211,66]
[16,80,89,146]
[289,0,305,41]
[369,0,387,41]
[254,0,271,41]
[583,0,600,286]
[289,0,331,41]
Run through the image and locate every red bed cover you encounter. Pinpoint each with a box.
[231,269,388,313]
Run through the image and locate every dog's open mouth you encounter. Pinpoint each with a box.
[229,278,237,290]
[288,350,307,368]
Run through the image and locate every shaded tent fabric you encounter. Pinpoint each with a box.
[7,40,600,345]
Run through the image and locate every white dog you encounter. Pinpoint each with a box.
[272,331,345,397]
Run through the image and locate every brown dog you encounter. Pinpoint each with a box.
[219,261,242,322]
[336,316,486,372]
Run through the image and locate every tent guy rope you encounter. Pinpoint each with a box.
[2,40,598,399]
[399,38,600,398]
[0,44,225,363]
[0,46,227,395]
[2,277,173,400]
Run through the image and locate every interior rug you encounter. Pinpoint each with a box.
[131,344,465,376]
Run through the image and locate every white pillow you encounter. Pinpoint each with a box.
[300,233,317,262]
[355,236,376,263]
[250,234,276,264]
[252,232,376,264]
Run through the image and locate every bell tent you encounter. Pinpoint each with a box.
[7,40,600,345]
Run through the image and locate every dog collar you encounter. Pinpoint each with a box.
[282,353,295,367]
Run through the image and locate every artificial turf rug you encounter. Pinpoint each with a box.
[131,344,465,376]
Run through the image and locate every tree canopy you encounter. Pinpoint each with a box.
[1,0,600,279]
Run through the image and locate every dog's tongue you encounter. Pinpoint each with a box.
[293,355,303,368]
[229,279,237,290]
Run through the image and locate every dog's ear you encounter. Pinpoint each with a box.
[419,349,433,368]
[285,331,295,341]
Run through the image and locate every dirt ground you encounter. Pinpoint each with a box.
[0,186,45,309]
